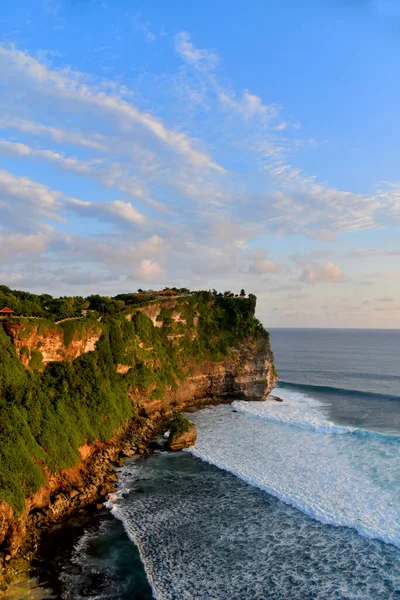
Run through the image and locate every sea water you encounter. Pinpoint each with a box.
[46,329,400,599]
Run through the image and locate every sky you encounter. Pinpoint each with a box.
[0,0,399,328]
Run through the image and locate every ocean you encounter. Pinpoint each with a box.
[33,328,400,599]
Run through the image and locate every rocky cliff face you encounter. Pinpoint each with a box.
[134,334,276,420]
[2,320,102,368]
[0,297,277,590]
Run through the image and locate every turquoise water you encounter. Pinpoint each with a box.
[41,329,400,599]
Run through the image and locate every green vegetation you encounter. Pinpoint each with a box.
[0,322,134,512]
[0,289,269,513]
[59,318,100,347]
[29,349,44,371]
[169,412,192,435]
[0,285,89,320]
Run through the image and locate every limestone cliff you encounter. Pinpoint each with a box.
[134,334,276,420]
[2,319,102,368]
[0,293,277,589]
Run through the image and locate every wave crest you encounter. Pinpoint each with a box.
[233,399,400,442]
[278,380,400,402]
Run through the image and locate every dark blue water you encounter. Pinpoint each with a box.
[269,328,400,394]
[36,329,400,599]
[270,328,400,434]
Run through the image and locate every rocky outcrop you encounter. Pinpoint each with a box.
[168,424,197,451]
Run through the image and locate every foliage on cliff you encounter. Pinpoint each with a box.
[0,291,269,512]
[169,412,192,435]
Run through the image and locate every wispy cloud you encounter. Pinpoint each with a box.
[217,90,278,120]
[0,116,108,150]
[68,198,147,226]
[0,44,224,173]
[132,13,157,42]
[175,31,219,68]
[0,168,62,232]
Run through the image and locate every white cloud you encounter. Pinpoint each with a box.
[103,200,146,225]
[0,139,94,175]
[135,259,163,282]
[0,116,107,150]
[218,90,278,120]
[300,261,344,284]
[308,229,337,241]
[175,31,219,68]
[0,169,62,229]
[175,32,279,123]
[0,138,152,201]
[0,233,49,261]
[263,163,400,235]
[0,44,224,173]
[68,198,146,226]
[248,251,280,275]
[171,33,400,237]
[136,234,165,256]
[0,169,147,239]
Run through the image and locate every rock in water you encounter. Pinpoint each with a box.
[168,424,197,451]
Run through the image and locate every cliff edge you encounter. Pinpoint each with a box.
[0,291,277,589]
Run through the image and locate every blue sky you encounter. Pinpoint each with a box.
[0,0,399,327]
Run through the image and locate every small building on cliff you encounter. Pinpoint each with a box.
[0,306,15,318]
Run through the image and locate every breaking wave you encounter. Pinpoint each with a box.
[278,380,400,402]
[187,394,400,549]
[107,451,400,600]
[233,393,400,442]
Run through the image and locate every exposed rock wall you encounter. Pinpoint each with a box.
[134,334,276,420]
[2,320,102,367]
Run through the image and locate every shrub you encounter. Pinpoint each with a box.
[29,349,44,371]
[169,412,192,435]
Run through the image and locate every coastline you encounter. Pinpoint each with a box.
[0,395,247,598]
[0,295,278,596]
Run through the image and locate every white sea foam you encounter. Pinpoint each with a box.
[100,390,400,598]
[103,485,131,510]
[234,390,358,435]
[187,395,400,549]
[107,451,400,600]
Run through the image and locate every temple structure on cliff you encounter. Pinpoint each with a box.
[0,307,15,318]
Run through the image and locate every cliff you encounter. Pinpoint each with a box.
[2,318,102,368]
[0,292,277,589]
